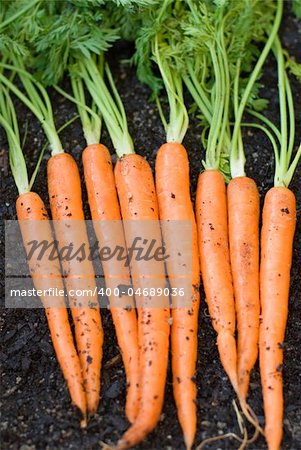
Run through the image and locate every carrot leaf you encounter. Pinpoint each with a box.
[1,1,134,153]
[10,0,120,86]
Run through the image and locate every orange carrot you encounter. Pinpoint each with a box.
[16,192,87,422]
[227,176,260,399]
[0,55,103,418]
[115,154,170,450]
[156,142,200,450]
[196,170,238,393]
[0,82,87,423]
[259,187,296,450]
[48,152,103,414]
[82,143,139,422]
[257,34,300,450]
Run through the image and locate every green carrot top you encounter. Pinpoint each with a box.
[1,0,136,156]
[181,0,282,180]
[0,84,29,195]
[0,57,64,156]
[130,0,188,144]
[75,55,135,156]
[0,77,48,195]
[258,36,301,188]
[115,0,283,179]
[0,0,118,85]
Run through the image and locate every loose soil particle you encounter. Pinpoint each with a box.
[1,8,301,450]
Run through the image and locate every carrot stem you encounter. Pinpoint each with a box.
[230,0,283,177]
[0,61,64,155]
[246,109,282,144]
[152,35,188,144]
[276,38,288,183]
[29,114,80,191]
[239,122,280,168]
[76,56,134,157]
[206,44,224,170]
[54,80,101,146]
[269,35,301,187]
[184,62,212,121]
[0,114,29,194]
[285,72,295,164]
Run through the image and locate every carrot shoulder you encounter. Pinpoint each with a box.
[260,186,296,450]
[196,170,238,392]
[115,154,170,450]
[156,142,200,450]
[16,192,87,419]
[227,176,260,399]
[82,143,139,423]
[47,152,103,414]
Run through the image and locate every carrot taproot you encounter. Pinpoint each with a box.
[131,13,200,444]
[227,177,260,400]
[0,80,88,423]
[82,143,139,422]
[196,170,238,393]
[155,142,200,450]
[115,154,170,450]
[48,152,103,414]
[226,1,283,406]
[0,52,102,418]
[259,187,296,450]
[255,34,300,449]
[16,192,87,422]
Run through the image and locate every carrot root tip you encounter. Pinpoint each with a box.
[80,416,87,429]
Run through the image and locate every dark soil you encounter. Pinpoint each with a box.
[1,7,301,450]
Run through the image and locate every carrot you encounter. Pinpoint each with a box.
[260,187,296,450]
[82,143,139,422]
[78,59,171,447]
[196,170,238,391]
[227,177,260,399]
[48,152,103,414]
[156,143,200,450]
[114,154,170,450]
[133,19,201,446]
[16,193,87,422]
[258,35,300,450]
[0,84,87,422]
[226,2,283,403]
[0,60,103,415]
[196,170,261,441]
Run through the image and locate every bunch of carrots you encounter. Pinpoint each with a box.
[1,1,300,450]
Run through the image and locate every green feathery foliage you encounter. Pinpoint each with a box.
[125,0,281,178]
[292,0,301,18]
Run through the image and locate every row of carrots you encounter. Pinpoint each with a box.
[1,1,300,449]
